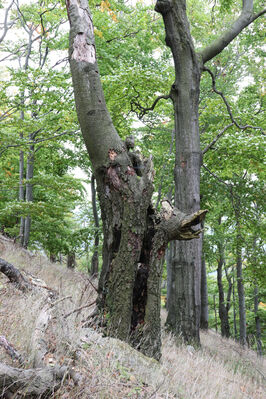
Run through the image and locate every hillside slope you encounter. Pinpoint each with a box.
[0,235,265,398]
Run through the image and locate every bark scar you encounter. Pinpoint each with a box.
[72,33,96,63]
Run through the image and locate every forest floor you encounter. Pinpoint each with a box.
[0,235,265,399]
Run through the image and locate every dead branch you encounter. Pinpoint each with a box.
[0,336,24,365]
[203,67,264,134]
[64,300,96,319]
[202,123,234,155]
[131,90,171,119]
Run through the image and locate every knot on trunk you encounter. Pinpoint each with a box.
[155,0,173,15]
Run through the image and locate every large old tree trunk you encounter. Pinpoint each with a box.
[67,0,206,359]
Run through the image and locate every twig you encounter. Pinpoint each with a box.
[131,88,171,119]
[202,164,231,187]
[0,0,16,44]
[51,295,72,307]
[64,300,96,319]
[86,276,99,293]
[203,67,264,134]
[202,123,233,155]
[0,130,78,157]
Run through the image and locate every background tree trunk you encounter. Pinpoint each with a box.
[217,247,230,338]
[67,252,76,269]
[200,252,209,330]
[234,206,246,346]
[213,295,218,332]
[254,285,262,356]
[232,268,238,339]
[23,144,34,248]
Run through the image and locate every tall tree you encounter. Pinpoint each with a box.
[159,0,265,344]
[67,0,207,359]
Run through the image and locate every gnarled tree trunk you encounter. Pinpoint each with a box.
[67,0,207,359]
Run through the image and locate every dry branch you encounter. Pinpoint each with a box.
[0,336,24,365]
[64,300,96,319]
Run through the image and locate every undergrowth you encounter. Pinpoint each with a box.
[0,236,265,398]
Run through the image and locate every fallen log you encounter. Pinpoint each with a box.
[0,362,68,398]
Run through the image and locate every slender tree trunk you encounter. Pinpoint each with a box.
[50,253,56,263]
[23,144,34,248]
[19,145,25,244]
[19,114,25,246]
[254,285,262,356]
[213,295,218,332]
[235,212,246,346]
[67,252,76,269]
[90,174,99,277]
[217,248,230,338]
[232,267,238,339]
[200,252,208,330]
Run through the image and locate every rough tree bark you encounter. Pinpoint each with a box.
[66,0,207,359]
[156,0,265,344]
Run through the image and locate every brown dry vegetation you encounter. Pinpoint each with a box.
[0,235,265,398]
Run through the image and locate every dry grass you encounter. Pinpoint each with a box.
[0,235,265,399]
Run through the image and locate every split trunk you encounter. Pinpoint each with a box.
[67,0,206,359]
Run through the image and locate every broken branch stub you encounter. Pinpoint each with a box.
[161,208,208,241]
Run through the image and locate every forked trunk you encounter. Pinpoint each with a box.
[67,0,207,359]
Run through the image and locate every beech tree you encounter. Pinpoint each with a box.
[67,0,265,357]
[67,0,207,359]
[158,0,265,344]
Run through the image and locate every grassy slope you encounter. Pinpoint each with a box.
[0,235,265,399]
